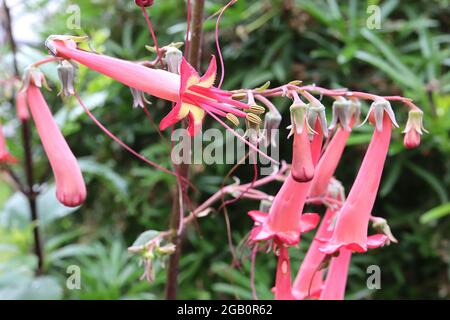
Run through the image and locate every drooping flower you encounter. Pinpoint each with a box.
[248,118,324,246]
[15,90,29,121]
[319,248,352,300]
[320,113,393,254]
[308,127,350,199]
[403,109,427,149]
[308,99,360,199]
[0,122,16,164]
[292,207,337,299]
[46,36,252,136]
[26,73,86,207]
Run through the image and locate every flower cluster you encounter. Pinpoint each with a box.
[0,1,426,300]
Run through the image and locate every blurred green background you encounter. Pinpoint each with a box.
[0,0,449,299]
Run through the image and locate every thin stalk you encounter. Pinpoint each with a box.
[165,0,205,300]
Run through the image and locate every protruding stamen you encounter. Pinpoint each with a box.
[57,60,77,97]
[247,104,266,115]
[246,113,262,125]
[226,113,240,127]
[231,92,247,100]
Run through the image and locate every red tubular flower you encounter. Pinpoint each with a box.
[0,122,16,164]
[27,83,86,207]
[47,37,250,136]
[308,125,351,199]
[292,208,336,299]
[15,91,29,121]
[291,123,314,182]
[289,95,314,182]
[49,39,180,102]
[320,114,393,254]
[319,248,352,300]
[274,246,295,300]
[248,120,324,246]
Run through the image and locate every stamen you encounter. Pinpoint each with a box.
[246,113,262,125]
[247,104,266,114]
[226,113,240,126]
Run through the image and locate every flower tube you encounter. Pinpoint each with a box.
[320,113,393,254]
[319,248,352,300]
[27,83,86,207]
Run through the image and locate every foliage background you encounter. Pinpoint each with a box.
[0,0,449,299]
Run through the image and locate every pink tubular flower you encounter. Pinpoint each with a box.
[15,90,30,121]
[0,122,17,164]
[248,121,323,246]
[308,125,351,199]
[289,95,314,182]
[47,37,250,136]
[291,120,314,182]
[292,208,336,299]
[320,113,393,254]
[27,83,86,207]
[274,245,295,300]
[319,248,352,300]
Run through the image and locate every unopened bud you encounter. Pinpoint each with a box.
[57,60,77,97]
[403,109,427,149]
[135,0,154,7]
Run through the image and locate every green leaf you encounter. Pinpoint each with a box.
[406,162,449,204]
[0,185,80,229]
[420,203,450,224]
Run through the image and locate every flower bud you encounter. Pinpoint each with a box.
[402,109,427,149]
[57,60,77,97]
[135,0,154,7]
